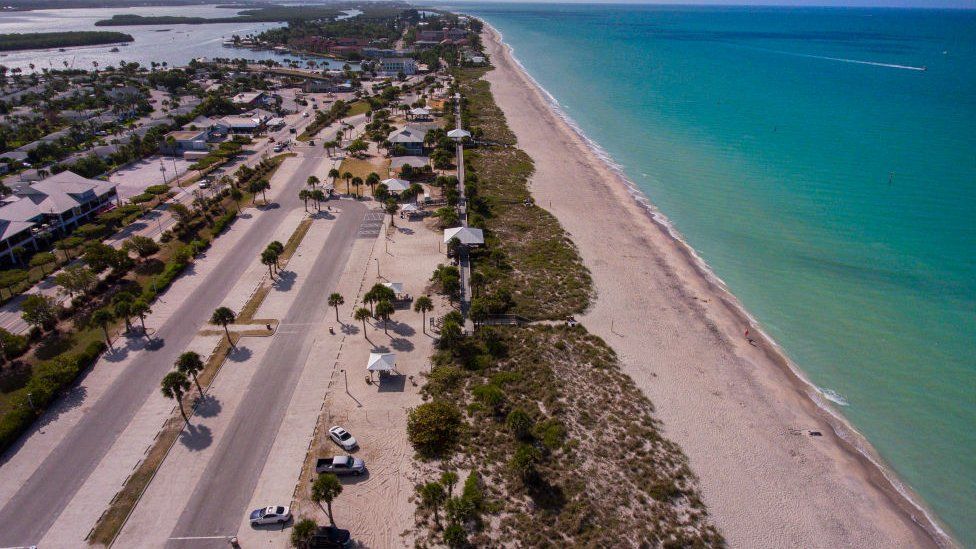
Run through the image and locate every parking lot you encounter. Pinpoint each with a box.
[109,155,193,201]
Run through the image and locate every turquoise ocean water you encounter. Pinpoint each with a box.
[443,3,976,544]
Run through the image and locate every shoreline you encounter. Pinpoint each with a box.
[478,22,951,548]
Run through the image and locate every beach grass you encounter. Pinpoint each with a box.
[456,65,592,320]
[418,325,722,547]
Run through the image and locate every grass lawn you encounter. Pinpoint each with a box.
[334,156,390,195]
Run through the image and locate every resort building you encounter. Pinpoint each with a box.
[379,58,417,76]
[0,171,117,262]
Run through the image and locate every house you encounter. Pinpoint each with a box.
[0,171,117,262]
[160,130,209,155]
[409,107,432,121]
[106,86,142,102]
[183,115,228,140]
[243,108,275,123]
[219,115,263,134]
[387,125,428,156]
[379,58,417,76]
[231,91,268,107]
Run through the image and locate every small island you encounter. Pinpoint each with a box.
[94,6,339,26]
[0,31,134,52]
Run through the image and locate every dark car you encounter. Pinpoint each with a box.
[310,525,352,548]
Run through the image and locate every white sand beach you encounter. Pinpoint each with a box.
[481,25,943,549]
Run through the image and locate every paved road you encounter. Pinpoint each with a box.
[0,149,330,547]
[167,199,368,546]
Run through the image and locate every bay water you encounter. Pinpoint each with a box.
[447,3,976,544]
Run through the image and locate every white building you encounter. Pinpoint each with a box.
[379,58,417,76]
[0,171,117,262]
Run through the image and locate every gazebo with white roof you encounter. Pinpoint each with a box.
[381,178,411,193]
[447,128,471,140]
[443,226,484,246]
[367,352,397,380]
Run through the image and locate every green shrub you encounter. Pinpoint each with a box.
[129,192,154,204]
[506,409,533,440]
[472,383,505,413]
[0,328,29,359]
[212,210,237,234]
[0,340,106,452]
[407,400,464,458]
[145,184,170,195]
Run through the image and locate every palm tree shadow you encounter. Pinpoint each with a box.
[227,345,253,362]
[193,394,222,418]
[370,344,391,353]
[272,270,297,291]
[340,323,359,335]
[390,337,413,351]
[389,321,415,337]
[179,423,213,451]
[311,210,335,220]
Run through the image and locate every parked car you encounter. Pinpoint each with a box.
[273,144,285,153]
[315,455,365,476]
[289,128,297,134]
[328,426,358,451]
[310,525,352,548]
[249,505,291,526]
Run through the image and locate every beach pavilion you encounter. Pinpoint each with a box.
[366,352,397,381]
[447,128,471,140]
[443,226,484,246]
[381,178,411,194]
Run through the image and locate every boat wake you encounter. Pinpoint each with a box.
[763,47,927,71]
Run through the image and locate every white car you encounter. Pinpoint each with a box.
[329,426,358,451]
[250,505,291,526]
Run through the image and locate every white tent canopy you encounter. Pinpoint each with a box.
[367,352,396,372]
[444,226,485,245]
[400,203,419,212]
[447,128,471,139]
[410,107,431,116]
[381,178,411,192]
[382,282,404,295]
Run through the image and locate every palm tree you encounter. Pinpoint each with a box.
[366,172,380,195]
[230,188,243,211]
[342,171,353,194]
[299,189,311,212]
[291,518,318,549]
[176,351,205,397]
[161,371,192,423]
[210,307,236,347]
[311,473,343,526]
[419,481,446,527]
[311,189,326,211]
[351,176,363,198]
[328,293,344,322]
[413,296,433,334]
[261,249,278,278]
[353,307,371,337]
[113,297,133,333]
[328,168,340,188]
[306,176,319,189]
[92,308,115,349]
[131,298,152,334]
[248,178,270,205]
[268,241,284,269]
[375,300,394,334]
